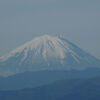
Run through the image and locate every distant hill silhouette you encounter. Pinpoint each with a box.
[0,69,100,90]
[0,77,100,100]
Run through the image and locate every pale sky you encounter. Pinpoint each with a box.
[0,0,100,59]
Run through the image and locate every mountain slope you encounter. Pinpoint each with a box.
[0,69,100,90]
[0,77,100,100]
[0,34,100,76]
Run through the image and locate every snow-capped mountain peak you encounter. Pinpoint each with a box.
[0,34,100,76]
[0,34,79,63]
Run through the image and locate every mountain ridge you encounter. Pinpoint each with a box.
[0,77,100,100]
[0,69,100,90]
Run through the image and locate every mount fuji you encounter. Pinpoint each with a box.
[0,34,100,76]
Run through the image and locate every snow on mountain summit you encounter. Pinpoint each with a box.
[0,34,80,63]
[0,34,100,76]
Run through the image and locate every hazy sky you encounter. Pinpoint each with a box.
[0,0,100,59]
